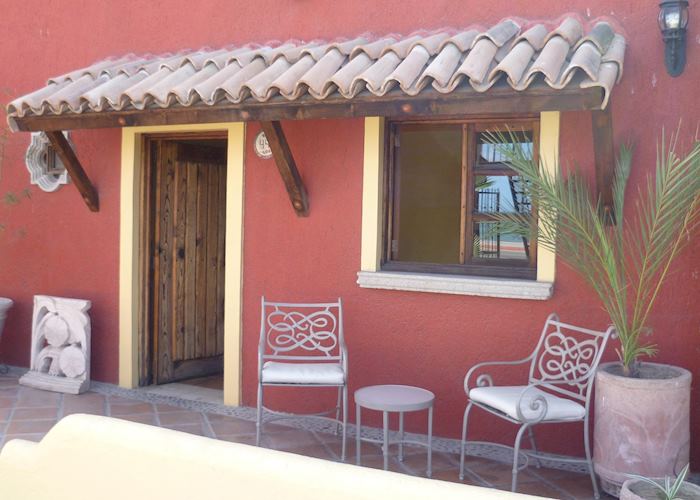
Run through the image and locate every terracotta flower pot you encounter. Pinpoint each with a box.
[620,478,700,500]
[594,362,691,497]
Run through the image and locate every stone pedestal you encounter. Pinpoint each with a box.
[20,295,91,394]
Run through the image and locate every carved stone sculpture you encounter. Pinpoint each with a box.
[20,295,91,394]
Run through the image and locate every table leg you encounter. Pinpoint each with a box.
[383,411,389,471]
[356,404,361,466]
[398,411,404,462]
[427,406,433,478]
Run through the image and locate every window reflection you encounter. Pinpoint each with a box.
[474,175,531,214]
[477,131,533,165]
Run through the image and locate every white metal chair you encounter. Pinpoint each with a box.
[256,297,348,461]
[459,313,613,499]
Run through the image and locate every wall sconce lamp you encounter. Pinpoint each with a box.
[658,0,689,77]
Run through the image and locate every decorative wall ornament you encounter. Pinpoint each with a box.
[254,131,272,159]
[25,131,72,192]
[19,295,91,394]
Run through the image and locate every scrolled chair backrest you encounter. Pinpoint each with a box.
[259,297,343,360]
[528,313,613,402]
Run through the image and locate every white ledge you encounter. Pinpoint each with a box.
[356,271,553,300]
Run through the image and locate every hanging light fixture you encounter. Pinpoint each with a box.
[658,0,689,77]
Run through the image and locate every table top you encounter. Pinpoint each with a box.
[355,384,434,412]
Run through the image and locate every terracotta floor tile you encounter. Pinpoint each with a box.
[263,428,321,450]
[357,454,406,473]
[0,376,19,386]
[399,450,455,472]
[62,401,106,415]
[208,417,257,436]
[432,467,485,486]
[6,418,57,434]
[109,403,154,415]
[63,407,108,417]
[512,480,570,499]
[0,397,16,409]
[161,423,206,436]
[0,408,12,422]
[283,443,336,461]
[108,396,149,406]
[113,414,157,425]
[63,392,106,406]
[15,388,60,408]
[154,403,189,413]
[12,407,59,420]
[546,473,604,500]
[157,410,203,426]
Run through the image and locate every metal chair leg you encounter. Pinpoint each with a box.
[459,402,473,480]
[341,385,348,462]
[527,426,542,468]
[335,386,342,435]
[584,416,600,499]
[512,424,529,493]
[256,383,263,446]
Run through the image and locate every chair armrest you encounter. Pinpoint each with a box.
[463,356,533,395]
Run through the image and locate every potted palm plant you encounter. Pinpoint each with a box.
[486,129,700,497]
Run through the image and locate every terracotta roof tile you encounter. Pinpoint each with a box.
[7,16,626,125]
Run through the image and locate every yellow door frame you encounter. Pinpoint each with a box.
[119,122,245,406]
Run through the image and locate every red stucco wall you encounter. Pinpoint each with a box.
[0,0,698,463]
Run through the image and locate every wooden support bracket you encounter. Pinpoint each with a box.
[45,131,99,212]
[591,106,615,223]
[259,121,309,216]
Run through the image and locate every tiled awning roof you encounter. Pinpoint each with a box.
[7,17,625,130]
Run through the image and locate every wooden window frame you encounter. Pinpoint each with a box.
[382,116,539,280]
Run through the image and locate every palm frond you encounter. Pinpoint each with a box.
[484,128,700,372]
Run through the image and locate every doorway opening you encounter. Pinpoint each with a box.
[139,134,227,393]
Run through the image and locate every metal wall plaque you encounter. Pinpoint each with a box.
[254,131,272,159]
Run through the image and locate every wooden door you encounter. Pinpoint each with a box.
[146,139,227,384]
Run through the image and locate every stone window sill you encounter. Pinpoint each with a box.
[356,271,553,300]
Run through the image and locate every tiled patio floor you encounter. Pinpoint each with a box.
[0,372,609,499]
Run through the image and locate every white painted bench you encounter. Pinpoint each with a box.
[0,414,541,500]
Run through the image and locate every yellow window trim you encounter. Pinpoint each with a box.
[359,112,558,296]
[119,122,245,406]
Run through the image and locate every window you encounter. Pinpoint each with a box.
[383,119,539,280]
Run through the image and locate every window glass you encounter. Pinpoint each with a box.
[385,120,538,279]
[476,131,533,166]
[472,222,530,261]
[474,175,531,214]
[395,127,462,264]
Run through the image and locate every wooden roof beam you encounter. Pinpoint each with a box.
[591,106,614,224]
[44,131,99,212]
[259,121,308,217]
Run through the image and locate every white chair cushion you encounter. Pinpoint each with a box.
[261,362,345,385]
[469,385,585,421]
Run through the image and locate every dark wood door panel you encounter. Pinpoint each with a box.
[146,139,227,385]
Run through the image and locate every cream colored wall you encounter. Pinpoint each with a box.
[119,122,245,406]
[536,112,559,283]
[360,117,385,272]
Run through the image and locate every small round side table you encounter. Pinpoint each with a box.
[354,384,434,477]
